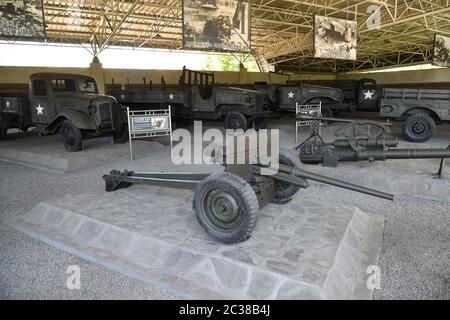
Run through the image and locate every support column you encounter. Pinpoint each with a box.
[89,56,106,95]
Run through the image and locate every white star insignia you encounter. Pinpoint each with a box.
[169,93,174,100]
[36,104,44,115]
[288,92,295,99]
[5,101,10,108]
[363,90,374,100]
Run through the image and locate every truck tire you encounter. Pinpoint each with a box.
[321,105,333,118]
[225,112,248,130]
[60,120,83,152]
[272,149,304,204]
[0,123,7,140]
[402,114,436,143]
[113,125,129,144]
[253,117,268,130]
[193,172,259,243]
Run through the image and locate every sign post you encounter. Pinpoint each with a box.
[127,106,172,161]
[296,102,322,143]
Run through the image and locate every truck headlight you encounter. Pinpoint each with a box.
[245,97,252,103]
[88,105,97,114]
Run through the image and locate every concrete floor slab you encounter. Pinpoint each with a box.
[0,133,168,173]
[8,183,385,300]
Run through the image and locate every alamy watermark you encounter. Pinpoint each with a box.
[66,265,81,290]
[366,265,381,290]
[171,121,280,175]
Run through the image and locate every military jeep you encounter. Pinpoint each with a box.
[0,73,128,151]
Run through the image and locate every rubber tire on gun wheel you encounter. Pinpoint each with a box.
[402,114,436,143]
[193,172,259,243]
[272,148,303,204]
[225,112,247,130]
[113,125,129,144]
[60,120,83,152]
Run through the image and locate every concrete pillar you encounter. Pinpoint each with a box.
[89,56,106,95]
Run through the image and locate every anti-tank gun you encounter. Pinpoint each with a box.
[296,114,449,177]
[103,133,393,244]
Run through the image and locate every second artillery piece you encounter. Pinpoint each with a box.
[297,114,450,177]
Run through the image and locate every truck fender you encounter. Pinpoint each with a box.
[305,96,339,104]
[402,107,440,120]
[47,110,96,133]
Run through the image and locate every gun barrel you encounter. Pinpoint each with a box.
[277,164,394,201]
[384,148,450,159]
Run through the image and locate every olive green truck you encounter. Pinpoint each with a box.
[380,87,450,142]
[0,73,128,151]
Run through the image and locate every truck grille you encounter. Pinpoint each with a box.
[99,103,113,130]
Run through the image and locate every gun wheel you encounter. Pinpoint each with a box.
[272,149,303,204]
[194,172,259,243]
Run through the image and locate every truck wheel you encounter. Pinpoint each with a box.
[60,120,82,152]
[0,123,7,140]
[321,105,333,118]
[225,112,247,130]
[113,125,129,144]
[253,117,268,130]
[403,114,436,143]
[272,149,303,204]
[193,172,259,243]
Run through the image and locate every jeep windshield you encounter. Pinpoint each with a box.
[50,78,98,94]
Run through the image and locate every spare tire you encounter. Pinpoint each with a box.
[402,114,436,143]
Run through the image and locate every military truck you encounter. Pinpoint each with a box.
[379,87,450,142]
[111,67,269,130]
[237,82,352,117]
[289,78,380,111]
[0,73,128,151]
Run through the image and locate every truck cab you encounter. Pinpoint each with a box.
[0,73,128,151]
[357,78,379,110]
[277,84,348,116]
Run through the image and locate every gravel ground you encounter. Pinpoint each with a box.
[0,224,178,300]
[0,118,449,300]
[302,186,450,300]
[0,160,181,300]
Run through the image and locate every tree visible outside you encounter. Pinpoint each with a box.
[201,54,259,71]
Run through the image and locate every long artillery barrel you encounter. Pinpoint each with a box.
[328,145,450,162]
[256,164,394,201]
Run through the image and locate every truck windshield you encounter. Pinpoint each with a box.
[78,79,98,93]
[51,79,76,91]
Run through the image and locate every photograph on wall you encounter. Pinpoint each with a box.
[432,34,450,67]
[314,15,357,60]
[0,0,45,39]
[183,0,251,52]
